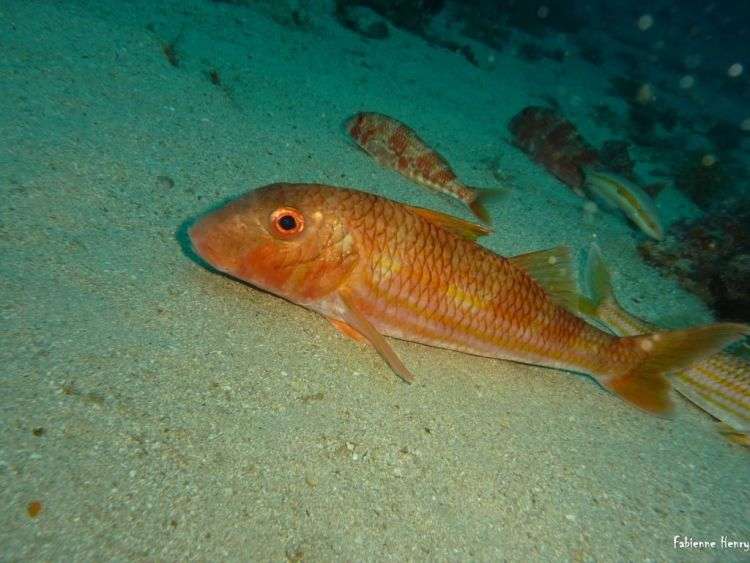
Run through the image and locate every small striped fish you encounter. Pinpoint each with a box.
[189,183,749,415]
[346,112,496,223]
[585,245,750,445]
[584,170,664,241]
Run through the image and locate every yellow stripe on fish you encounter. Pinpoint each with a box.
[584,170,664,240]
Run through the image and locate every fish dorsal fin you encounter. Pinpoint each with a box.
[405,204,492,241]
[509,246,585,313]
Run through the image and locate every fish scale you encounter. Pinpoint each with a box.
[344,195,604,367]
[189,183,749,414]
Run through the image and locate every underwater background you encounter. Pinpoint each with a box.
[1,0,748,560]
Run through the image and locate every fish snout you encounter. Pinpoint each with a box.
[189,218,222,268]
[189,211,253,277]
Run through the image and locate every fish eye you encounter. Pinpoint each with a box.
[270,207,304,237]
[279,215,296,230]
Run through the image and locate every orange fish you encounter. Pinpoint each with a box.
[346,112,495,223]
[189,183,749,415]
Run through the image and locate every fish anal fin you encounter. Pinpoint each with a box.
[328,318,367,343]
[405,204,492,241]
[338,289,415,383]
[509,246,586,314]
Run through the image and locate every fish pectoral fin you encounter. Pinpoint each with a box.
[338,289,415,383]
[328,318,368,343]
[404,204,492,240]
[509,246,593,315]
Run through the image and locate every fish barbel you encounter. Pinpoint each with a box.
[189,183,748,414]
[346,112,496,223]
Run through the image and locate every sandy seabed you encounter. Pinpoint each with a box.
[1,0,747,560]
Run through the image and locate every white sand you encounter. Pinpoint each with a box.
[1,0,747,560]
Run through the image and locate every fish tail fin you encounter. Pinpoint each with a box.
[466,186,508,225]
[603,324,750,415]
